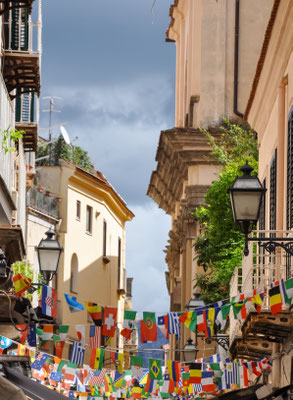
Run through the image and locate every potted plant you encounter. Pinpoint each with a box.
[37,185,43,193]
[56,193,62,202]
[45,186,52,197]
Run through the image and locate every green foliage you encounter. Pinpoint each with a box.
[37,135,94,172]
[192,119,258,304]
[1,127,25,153]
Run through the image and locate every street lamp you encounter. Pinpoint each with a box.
[183,338,197,363]
[228,163,266,256]
[184,291,229,357]
[229,163,293,256]
[36,230,63,285]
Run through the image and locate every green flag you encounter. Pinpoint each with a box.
[149,358,162,380]
[59,325,69,341]
[221,304,231,320]
[57,360,67,372]
[124,310,136,320]
[285,277,293,304]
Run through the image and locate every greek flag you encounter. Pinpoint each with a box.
[70,341,85,366]
[167,312,180,339]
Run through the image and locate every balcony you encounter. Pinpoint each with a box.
[15,91,37,152]
[26,187,60,220]
[0,1,35,16]
[229,230,293,360]
[2,4,40,100]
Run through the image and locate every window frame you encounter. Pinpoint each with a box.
[86,205,93,234]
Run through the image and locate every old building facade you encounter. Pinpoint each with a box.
[229,0,293,390]
[148,0,274,360]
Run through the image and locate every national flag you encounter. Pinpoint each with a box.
[27,324,36,347]
[233,299,250,320]
[41,324,54,347]
[31,353,49,370]
[90,348,104,370]
[182,372,190,388]
[145,378,158,394]
[269,284,283,314]
[208,354,222,363]
[166,360,180,382]
[179,311,197,332]
[189,363,202,384]
[17,324,27,344]
[64,294,84,313]
[132,385,142,399]
[142,312,157,342]
[201,370,214,392]
[167,312,180,338]
[111,352,124,374]
[196,310,208,337]
[203,308,215,337]
[278,279,291,306]
[209,362,223,381]
[50,371,62,382]
[88,368,107,386]
[192,383,202,394]
[0,336,12,349]
[149,359,162,380]
[64,362,77,381]
[89,325,101,348]
[121,310,136,340]
[70,341,85,366]
[102,306,117,337]
[160,379,175,394]
[224,362,239,388]
[13,273,31,296]
[131,355,144,378]
[54,339,65,359]
[75,324,86,346]
[237,365,248,387]
[58,324,69,340]
[251,361,261,376]
[42,285,57,318]
[251,289,265,313]
[78,393,88,400]
[285,277,293,302]
[85,302,103,326]
[157,315,169,339]
[17,344,26,356]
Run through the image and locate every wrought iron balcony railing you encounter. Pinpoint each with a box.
[26,187,60,220]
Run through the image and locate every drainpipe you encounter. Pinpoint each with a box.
[234,0,244,118]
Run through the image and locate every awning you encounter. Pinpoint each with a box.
[3,365,69,400]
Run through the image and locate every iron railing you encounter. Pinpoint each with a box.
[26,186,60,219]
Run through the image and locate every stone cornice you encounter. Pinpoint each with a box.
[147,127,220,214]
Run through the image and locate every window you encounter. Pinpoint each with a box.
[103,220,107,256]
[117,237,121,288]
[287,108,293,229]
[76,200,81,220]
[270,149,277,234]
[86,206,92,233]
[70,253,78,293]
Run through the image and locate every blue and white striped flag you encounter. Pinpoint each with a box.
[192,383,202,394]
[167,312,180,339]
[70,341,85,366]
[224,362,239,389]
[207,354,222,363]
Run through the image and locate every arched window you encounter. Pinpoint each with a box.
[70,253,78,293]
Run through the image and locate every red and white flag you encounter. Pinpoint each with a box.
[41,285,57,318]
[75,325,86,346]
[89,325,101,348]
[102,306,117,337]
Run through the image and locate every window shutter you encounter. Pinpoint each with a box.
[287,108,293,229]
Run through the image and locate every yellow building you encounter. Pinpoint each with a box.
[28,159,134,365]
[148,0,274,361]
[229,0,293,391]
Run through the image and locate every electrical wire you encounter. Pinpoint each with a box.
[151,0,157,24]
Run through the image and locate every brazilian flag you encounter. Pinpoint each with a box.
[149,358,162,380]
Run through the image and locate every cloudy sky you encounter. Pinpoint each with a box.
[39,0,175,313]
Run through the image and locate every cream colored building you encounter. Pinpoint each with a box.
[229,0,293,391]
[148,0,274,360]
[33,159,134,365]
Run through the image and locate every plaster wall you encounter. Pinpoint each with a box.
[169,0,273,129]
[188,165,221,186]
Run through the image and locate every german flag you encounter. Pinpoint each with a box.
[189,362,202,384]
[269,284,282,314]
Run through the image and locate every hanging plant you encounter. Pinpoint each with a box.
[1,126,25,153]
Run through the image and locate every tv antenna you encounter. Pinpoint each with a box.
[42,96,62,141]
[60,125,71,145]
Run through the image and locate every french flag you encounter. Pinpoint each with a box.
[41,285,57,318]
